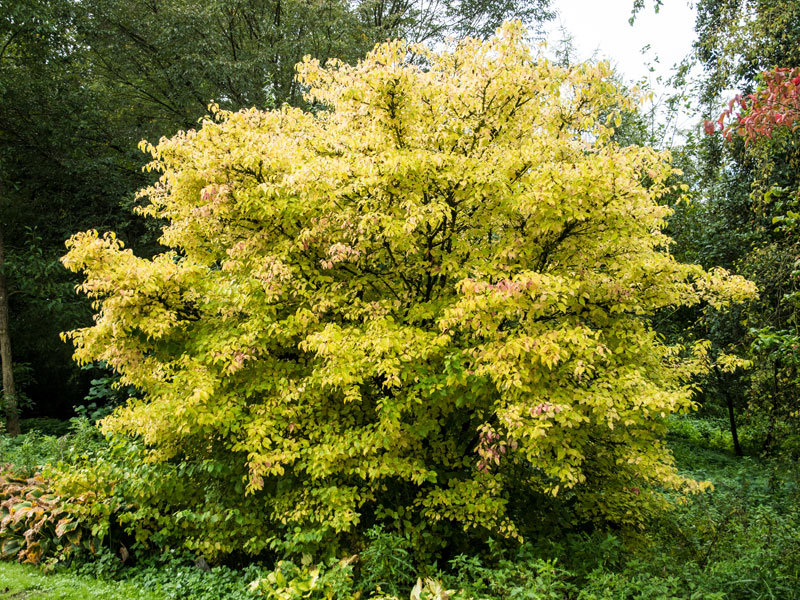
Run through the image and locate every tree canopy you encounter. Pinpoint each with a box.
[62,23,754,551]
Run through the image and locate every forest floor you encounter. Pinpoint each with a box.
[0,560,158,599]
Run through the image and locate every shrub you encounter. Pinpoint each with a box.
[118,550,265,600]
[447,550,576,599]
[61,22,755,554]
[50,432,275,561]
[19,418,71,437]
[0,431,64,477]
[667,415,734,453]
[357,526,416,597]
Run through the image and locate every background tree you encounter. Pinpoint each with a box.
[357,0,553,42]
[73,0,554,136]
[0,0,108,430]
[0,210,17,435]
[703,66,800,455]
[682,0,800,455]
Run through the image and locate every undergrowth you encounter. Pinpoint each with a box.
[0,417,797,599]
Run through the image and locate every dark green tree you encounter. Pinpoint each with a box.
[674,0,800,455]
[0,0,101,432]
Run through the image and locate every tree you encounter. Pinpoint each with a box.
[703,64,800,455]
[62,23,755,551]
[694,0,800,102]
[75,0,554,133]
[0,207,18,435]
[74,0,372,129]
[0,0,147,425]
[707,67,800,142]
[0,0,87,433]
[358,0,553,42]
[656,0,800,456]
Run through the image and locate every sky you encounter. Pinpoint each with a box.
[542,1,700,138]
[545,1,697,87]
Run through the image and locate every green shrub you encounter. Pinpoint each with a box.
[118,551,265,600]
[3,414,797,600]
[577,566,712,600]
[445,548,576,599]
[20,418,71,437]
[635,440,800,599]
[667,415,734,453]
[49,430,284,561]
[357,526,416,597]
[0,431,65,477]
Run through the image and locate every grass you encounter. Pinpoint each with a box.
[0,561,161,600]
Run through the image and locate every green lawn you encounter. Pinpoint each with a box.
[0,561,160,600]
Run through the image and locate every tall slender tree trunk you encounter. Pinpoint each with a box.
[715,365,742,456]
[763,357,781,456]
[0,217,20,436]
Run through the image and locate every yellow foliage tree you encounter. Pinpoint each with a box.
[62,23,756,549]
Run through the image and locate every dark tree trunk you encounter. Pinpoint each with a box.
[0,217,20,436]
[715,365,742,456]
[763,357,781,456]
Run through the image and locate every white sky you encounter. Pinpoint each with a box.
[543,1,700,140]
[545,1,697,85]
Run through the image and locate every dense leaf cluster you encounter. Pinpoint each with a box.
[59,25,754,552]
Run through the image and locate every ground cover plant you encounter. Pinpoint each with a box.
[0,470,89,565]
